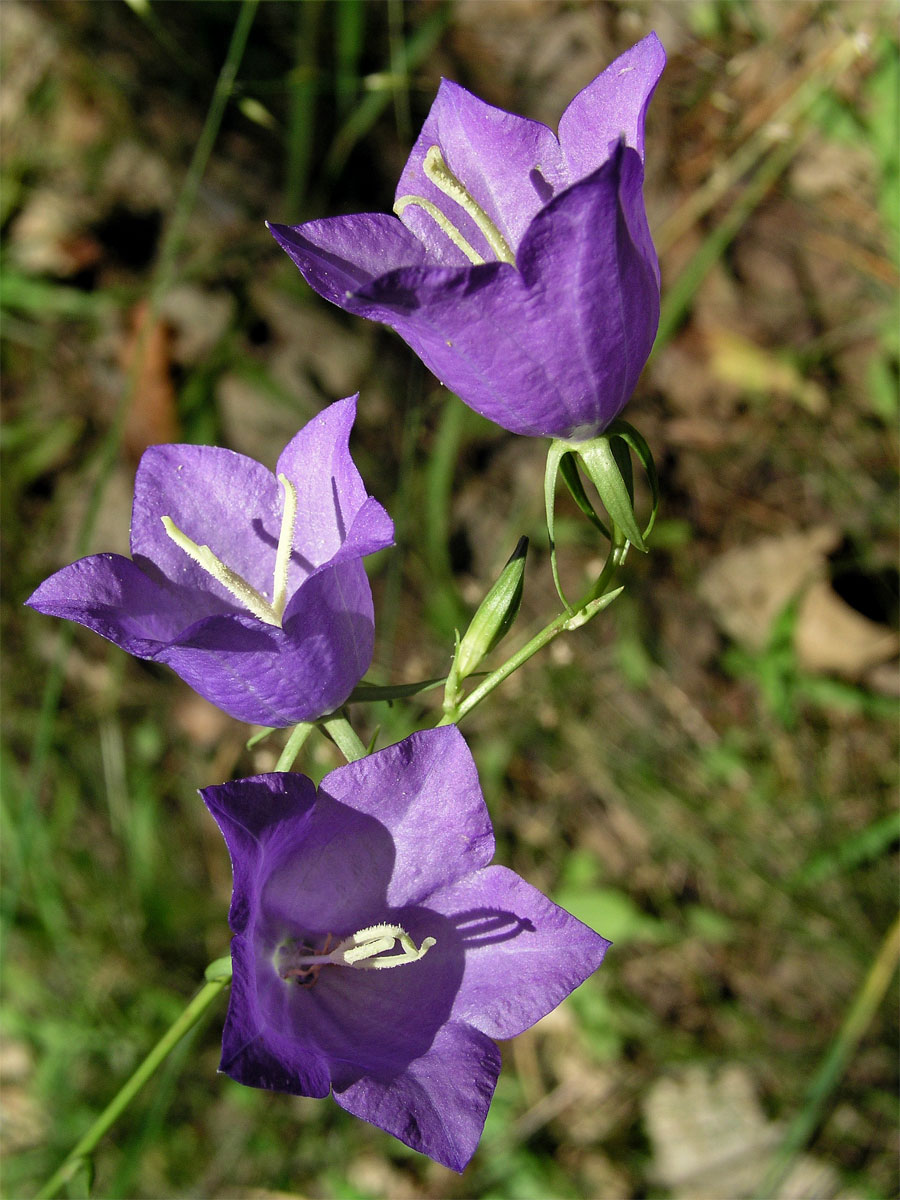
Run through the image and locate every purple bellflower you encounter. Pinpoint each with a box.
[202,726,609,1171]
[26,398,393,726]
[269,34,665,441]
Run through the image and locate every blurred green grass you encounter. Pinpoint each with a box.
[2,2,898,1198]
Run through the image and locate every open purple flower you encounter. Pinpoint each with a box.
[202,726,609,1171]
[26,398,393,726]
[269,34,665,440]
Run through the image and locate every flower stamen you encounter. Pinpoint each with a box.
[161,474,299,628]
[271,474,298,621]
[393,194,485,266]
[421,145,515,266]
[279,924,436,986]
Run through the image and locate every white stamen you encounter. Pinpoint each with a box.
[422,145,516,265]
[394,194,485,265]
[161,516,281,627]
[271,474,297,621]
[285,923,436,975]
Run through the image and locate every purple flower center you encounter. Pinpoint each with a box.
[394,144,515,266]
[161,473,298,627]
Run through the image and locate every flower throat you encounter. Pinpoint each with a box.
[395,145,515,266]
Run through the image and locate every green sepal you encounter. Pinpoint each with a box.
[574,436,647,552]
[564,586,624,631]
[204,954,234,983]
[455,536,528,680]
[558,452,612,540]
[605,419,660,542]
[245,726,276,749]
[544,442,574,611]
[348,677,447,703]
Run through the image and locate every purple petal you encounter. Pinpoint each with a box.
[160,558,375,725]
[395,79,566,264]
[334,1019,501,1172]
[276,397,393,570]
[356,145,658,439]
[25,552,199,650]
[200,772,318,933]
[130,443,285,611]
[319,727,495,906]
[219,935,332,1099]
[428,865,610,1040]
[267,215,426,311]
[558,33,666,178]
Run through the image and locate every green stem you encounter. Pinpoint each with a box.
[754,913,900,1199]
[274,721,315,771]
[438,580,623,727]
[35,966,232,1200]
[321,713,368,762]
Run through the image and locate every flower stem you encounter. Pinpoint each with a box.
[321,713,368,762]
[438,579,623,727]
[275,721,315,771]
[35,965,232,1200]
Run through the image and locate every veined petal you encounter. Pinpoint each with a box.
[200,773,318,934]
[319,727,495,906]
[276,397,393,571]
[396,78,566,263]
[220,935,332,1098]
[158,558,374,726]
[25,552,199,649]
[334,1019,501,1173]
[513,143,660,435]
[267,215,426,310]
[355,146,658,439]
[558,32,666,178]
[427,865,610,1041]
[130,443,284,608]
[328,495,395,566]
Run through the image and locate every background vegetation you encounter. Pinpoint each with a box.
[2,2,897,1197]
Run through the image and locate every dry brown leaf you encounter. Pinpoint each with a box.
[120,299,179,460]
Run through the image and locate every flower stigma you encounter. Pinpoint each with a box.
[161,473,299,627]
[394,145,515,266]
[278,924,436,987]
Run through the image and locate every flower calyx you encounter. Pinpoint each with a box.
[544,421,659,609]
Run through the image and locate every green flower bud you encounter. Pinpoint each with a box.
[455,537,528,680]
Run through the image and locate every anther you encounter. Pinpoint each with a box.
[280,924,436,981]
[271,474,297,621]
[394,194,485,265]
[161,472,300,627]
[421,146,515,265]
[161,517,281,626]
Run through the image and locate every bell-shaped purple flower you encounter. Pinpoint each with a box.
[269,34,665,440]
[201,726,609,1171]
[26,398,393,726]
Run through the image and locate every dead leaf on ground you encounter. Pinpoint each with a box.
[644,1064,850,1200]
